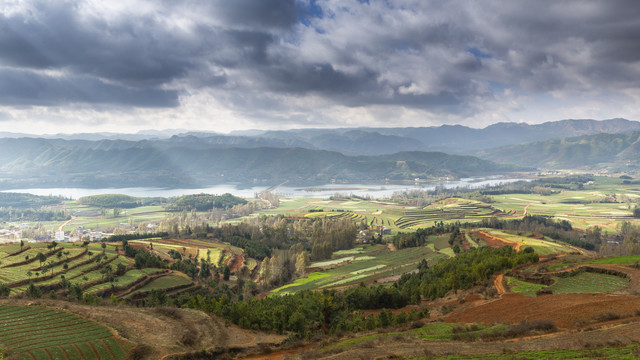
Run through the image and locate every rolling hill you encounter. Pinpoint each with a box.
[477,131,640,169]
[0,138,522,189]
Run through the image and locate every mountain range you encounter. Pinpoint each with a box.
[0,138,520,189]
[477,131,640,170]
[1,118,639,189]
[5,118,640,156]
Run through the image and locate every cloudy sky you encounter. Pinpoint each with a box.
[1,0,639,134]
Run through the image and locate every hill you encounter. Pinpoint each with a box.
[477,131,640,170]
[3,118,640,156]
[0,138,521,189]
[255,118,640,155]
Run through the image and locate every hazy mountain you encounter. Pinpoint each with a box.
[477,131,640,170]
[257,118,640,155]
[3,118,638,156]
[306,130,425,155]
[0,138,521,189]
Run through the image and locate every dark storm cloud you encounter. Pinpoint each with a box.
[0,2,197,86]
[210,0,298,29]
[0,69,178,107]
[1,0,640,123]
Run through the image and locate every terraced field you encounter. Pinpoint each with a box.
[127,238,244,268]
[549,271,630,294]
[123,274,193,300]
[0,305,133,359]
[474,229,577,255]
[272,245,446,295]
[85,268,167,295]
[0,241,198,302]
[394,199,505,229]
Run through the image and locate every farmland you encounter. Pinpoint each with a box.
[272,245,446,294]
[272,243,447,295]
[3,175,640,359]
[394,199,506,229]
[255,176,640,235]
[0,305,133,359]
[549,271,630,293]
[0,237,245,301]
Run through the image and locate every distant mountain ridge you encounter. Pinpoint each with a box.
[262,118,640,155]
[0,138,522,189]
[2,118,639,155]
[477,131,640,170]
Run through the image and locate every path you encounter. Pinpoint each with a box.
[523,203,532,216]
[58,217,75,231]
[472,230,523,251]
[494,273,506,294]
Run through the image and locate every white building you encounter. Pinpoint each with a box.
[55,230,66,242]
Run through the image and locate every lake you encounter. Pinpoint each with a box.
[1,176,527,200]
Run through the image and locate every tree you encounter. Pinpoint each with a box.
[0,283,10,297]
[19,239,24,251]
[634,207,640,219]
[453,244,461,254]
[223,265,231,281]
[36,252,46,268]
[27,283,42,298]
[101,242,107,253]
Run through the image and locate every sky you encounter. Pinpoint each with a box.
[1,0,640,134]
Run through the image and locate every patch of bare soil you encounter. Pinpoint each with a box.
[315,320,640,360]
[445,293,640,329]
[471,230,523,251]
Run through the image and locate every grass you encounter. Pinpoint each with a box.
[270,272,330,295]
[0,305,133,359]
[272,246,445,294]
[549,255,640,271]
[85,268,165,294]
[506,277,546,297]
[124,275,192,298]
[549,271,629,294]
[431,344,640,359]
[323,322,508,353]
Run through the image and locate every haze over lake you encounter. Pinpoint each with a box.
[1,176,525,200]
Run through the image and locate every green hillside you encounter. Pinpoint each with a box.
[0,138,522,188]
[478,131,640,169]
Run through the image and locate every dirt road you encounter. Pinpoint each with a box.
[494,273,506,294]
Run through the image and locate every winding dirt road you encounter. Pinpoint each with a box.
[494,273,506,294]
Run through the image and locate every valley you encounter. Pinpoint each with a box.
[1,169,640,359]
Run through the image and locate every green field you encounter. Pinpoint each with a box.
[395,199,503,229]
[0,305,133,359]
[272,245,446,295]
[85,268,166,294]
[506,277,546,296]
[123,275,192,299]
[549,271,630,294]
[0,241,141,296]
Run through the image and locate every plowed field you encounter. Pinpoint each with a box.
[445,293,640,328]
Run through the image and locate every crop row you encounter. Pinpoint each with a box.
[0,305,131,359]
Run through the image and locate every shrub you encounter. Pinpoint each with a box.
[593,312,622,322]
[0,283,10,297]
